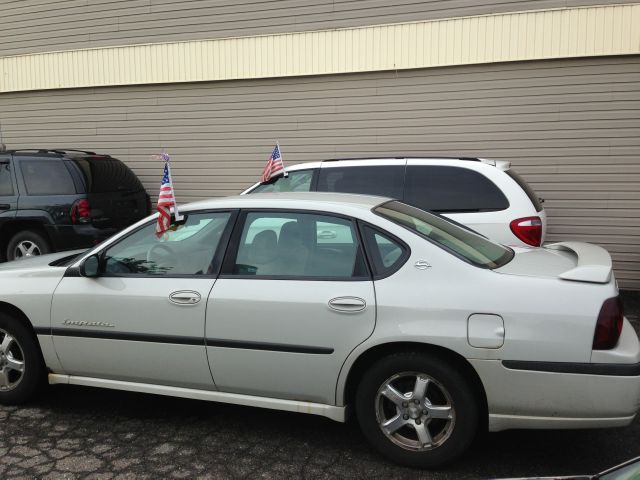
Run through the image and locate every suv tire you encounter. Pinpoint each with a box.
[7,230,51,261]
[355,352,479,468]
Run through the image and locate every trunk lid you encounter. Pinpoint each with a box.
[495,241,613,284]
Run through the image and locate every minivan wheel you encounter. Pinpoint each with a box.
[355,352,479,468]
[7,230,51,261]
[0,313,44,404]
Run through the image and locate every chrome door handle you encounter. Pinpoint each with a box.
[328,296,366,312]
[169,290,201,305]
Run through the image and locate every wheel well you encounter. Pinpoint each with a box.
[0,221,51,260]
[343,342,489,430]
[0,301,40,343]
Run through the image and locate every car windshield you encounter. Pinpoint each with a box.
[374,201,514,269]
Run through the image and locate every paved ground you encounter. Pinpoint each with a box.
[1,292,639,480]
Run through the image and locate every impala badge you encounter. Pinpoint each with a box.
[63,319,115,328]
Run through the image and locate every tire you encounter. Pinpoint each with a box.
[0,312,44,404]
[6,230,51,261]
[355,351,479,468]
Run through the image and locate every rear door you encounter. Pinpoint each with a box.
[0,154,18,239]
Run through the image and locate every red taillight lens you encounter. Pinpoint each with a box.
[593,297,624,350]
[71,199,91,224]
[509,216,542,246]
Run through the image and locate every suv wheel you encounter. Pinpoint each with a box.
[7,230,51,261]
[355,352,479,468]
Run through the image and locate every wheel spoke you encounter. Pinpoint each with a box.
[0,368,9,388]
[413,422,433,446]
[381,383,407,408]
[412,376,429,400]
[426,403,453,420]
[382,414,408,434]
[0,334,13,354]
[26,243,38,255]
[5,354,24,373]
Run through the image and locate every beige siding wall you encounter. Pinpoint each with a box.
[0,0,637,57]
[0,56,638,289]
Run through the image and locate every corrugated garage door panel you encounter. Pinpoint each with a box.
[0,0,638,56]
[0,56,638,289]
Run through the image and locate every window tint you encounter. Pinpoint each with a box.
[68,156,144,193]
[362,225,408,276]
[251,169,314,193]
[404,166,509,213]
[103,212,231,275]
[375,201,513,269]
[21,159,76,195]
[317,166,404,199]
[0,162,13,196]
[506,169,543,212]
[233,212,367,278]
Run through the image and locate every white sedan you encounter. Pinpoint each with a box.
[0,193,638,468]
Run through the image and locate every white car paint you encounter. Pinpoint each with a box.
[0,193,637,437]
[241,158,547,247]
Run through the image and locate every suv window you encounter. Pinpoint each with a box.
[232,211,368,278]
[0,161,13,196]
[317,166,404,199]
[21,159,76,195]
[103,212,231,275]
[251,169,314,193]
[506,170,543,212]
[404,166,508,213]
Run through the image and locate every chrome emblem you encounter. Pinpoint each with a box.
[63,319,115,328]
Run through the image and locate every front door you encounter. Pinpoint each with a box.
[51,210,234,390]
[206,210,376,405]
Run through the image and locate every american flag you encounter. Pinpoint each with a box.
[260,143,286,183]
[156,161,176,238]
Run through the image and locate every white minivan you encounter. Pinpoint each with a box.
[243,158,547,247]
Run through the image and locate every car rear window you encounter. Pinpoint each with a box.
[403,166,509,213]
[375,201,514,269]
[21,159,76,195]
[506,170,543,212]
[317,165,404,199]
[68,156,144,194]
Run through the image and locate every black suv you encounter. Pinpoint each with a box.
[0,148,150,261]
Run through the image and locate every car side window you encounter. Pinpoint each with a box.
[102,212,231,276]
[231,211,368,279]
[404,166,509,213]
[317,166,404,199]
[361,225,409,277]
[251,169,314,193]
[20,159,76,195]
[0,161,13,196]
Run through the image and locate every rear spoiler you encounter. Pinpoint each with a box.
[545,241,612,284]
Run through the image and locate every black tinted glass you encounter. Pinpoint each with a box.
[69,157,144,193]
[507,170,543,212]
[0,162,13,196]
[21,159,76,195]
[404,166,509,213]
[317,166,404,199]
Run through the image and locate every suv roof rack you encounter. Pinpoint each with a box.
[6,148,97,156]
[321,156,480,162]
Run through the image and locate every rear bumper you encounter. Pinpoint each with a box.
[45,224,120,251]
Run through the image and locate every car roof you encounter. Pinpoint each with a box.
[282,157,510,171]
[184,192,390,212]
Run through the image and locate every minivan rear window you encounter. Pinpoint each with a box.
[404,166,509,213]
[375,201,514,269]
[317,166,404,199]
[69,156,144,194]
[506,170,543,212]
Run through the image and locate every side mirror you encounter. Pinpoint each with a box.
[80,254,101,278]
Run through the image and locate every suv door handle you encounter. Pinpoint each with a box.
[328,297,366,313]
[169,290,201,305]
[0,204,10,210]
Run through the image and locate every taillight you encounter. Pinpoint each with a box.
[509,216,542,246]
[71,199,91,224]
[593,297,624,350]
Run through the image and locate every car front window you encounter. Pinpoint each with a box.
[250,169,314,193]
[374,201,514,269]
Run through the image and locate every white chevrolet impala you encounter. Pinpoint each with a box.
[0,193,638,468]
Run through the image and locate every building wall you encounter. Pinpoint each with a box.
[0,56,638,288]
[1,0,637,57]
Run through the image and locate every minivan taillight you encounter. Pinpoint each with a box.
[593,297,624,350]
[71,199,91,224]
[509,216,542,246]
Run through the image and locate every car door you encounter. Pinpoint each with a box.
[50,210,235,389]
[206,209,376,405]
[0,154,18,237]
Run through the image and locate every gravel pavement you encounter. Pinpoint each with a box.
[1,292,639,480]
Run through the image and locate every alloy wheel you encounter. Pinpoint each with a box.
[0,328,26,391]
[14,240,41,258]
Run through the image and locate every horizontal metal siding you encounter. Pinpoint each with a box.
[0,56,638,289]
[0,0,637,57]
